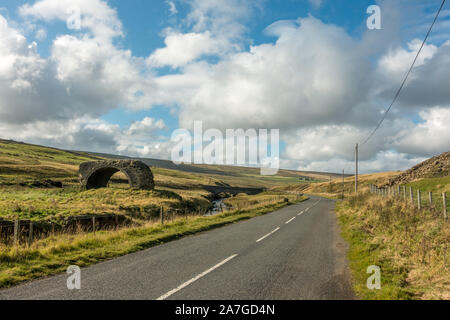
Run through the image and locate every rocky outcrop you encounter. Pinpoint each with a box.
[387,151,450,186]
[79,160,154,190]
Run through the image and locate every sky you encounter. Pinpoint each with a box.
[0,0,449,174]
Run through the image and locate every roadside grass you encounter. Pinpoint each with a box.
[0,196,307,289]
[224,191,295,209]
[304,171,402,198]
[336,193,449,300]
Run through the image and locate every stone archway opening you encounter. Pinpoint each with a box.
[79,160,155,190]
[108,171,131,188]
[85,167,129,189]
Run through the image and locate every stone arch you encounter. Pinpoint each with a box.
[79,160,155,190]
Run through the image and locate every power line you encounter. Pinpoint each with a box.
[361,0,447,146]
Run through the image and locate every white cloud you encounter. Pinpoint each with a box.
[19,0,123,42]
[0,115,171,159]
[0,1,159,124]
[378,39,437,76]
[160,17,373,131]
[148,0,255,69]
[393,107,450,156]
[147,30,222,68]
[125,117,166,137]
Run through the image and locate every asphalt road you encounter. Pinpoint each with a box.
[0,196,355,300]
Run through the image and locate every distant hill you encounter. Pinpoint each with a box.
[86,151,344,181]
[387,151,450,186]
[0,138,345,185]
[0,139,102,185]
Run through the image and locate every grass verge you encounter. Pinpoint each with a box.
[0,196,307,289]
[336,193,449,300]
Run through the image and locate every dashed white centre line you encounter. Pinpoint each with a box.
[256,227,280,243]
[156,254,238,300]
[285,217,296,224]
[297,211,304,216]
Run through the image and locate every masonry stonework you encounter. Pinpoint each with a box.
[79,160,155,190]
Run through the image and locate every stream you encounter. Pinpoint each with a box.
[204,198,229,216]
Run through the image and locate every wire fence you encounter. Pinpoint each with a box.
[369,184,448,219]
[0,214,130,246]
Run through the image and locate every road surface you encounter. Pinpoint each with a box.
[0,196,354,300]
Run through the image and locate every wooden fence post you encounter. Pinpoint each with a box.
[92,216,96,233]
[14,219,19,245]
[160,206,164,225]
[398,185,401,197]
[403,186,406,200]
[410,187,413,204]
[443,193,447,219]
[429,192,432,208]
[417,190,421,210]
[28,222,34,246]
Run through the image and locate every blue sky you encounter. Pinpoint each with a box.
[0,0,449,173]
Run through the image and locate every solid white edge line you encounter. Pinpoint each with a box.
[256,227,280,243]
[156,254,238,300]
[285,217,296,224]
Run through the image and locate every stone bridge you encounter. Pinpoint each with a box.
[79,160,155,190]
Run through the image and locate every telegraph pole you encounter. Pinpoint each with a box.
[355,144,359,194]
[342,169,345,199]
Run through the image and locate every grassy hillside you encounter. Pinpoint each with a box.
[0,139,315,223]
[0,139,100,185]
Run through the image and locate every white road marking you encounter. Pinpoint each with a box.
[156,254,238,300]
[285,217,296,224]
[256,227,280,243]
[297,211,304,216]
[305,208,309,212]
